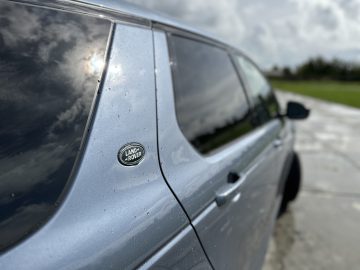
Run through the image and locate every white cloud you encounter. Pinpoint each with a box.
[127,0,360,69]
[0,3,109,200]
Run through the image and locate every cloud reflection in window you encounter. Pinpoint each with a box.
[0,2,111,251]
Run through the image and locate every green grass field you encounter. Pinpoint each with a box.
[271,80,360,109]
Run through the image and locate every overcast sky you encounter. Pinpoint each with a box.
[126,0,360,70]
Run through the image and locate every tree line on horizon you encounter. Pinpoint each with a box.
[268,57,360,81]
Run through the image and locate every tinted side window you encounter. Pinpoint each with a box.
[236,56,279,125]
[0,2,111,251]
[168,35,252,154]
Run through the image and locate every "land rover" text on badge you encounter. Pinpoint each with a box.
[118,143,145,166]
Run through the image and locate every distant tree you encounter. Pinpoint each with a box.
[282,67,293,79]
[272,58,360,81]
[272,65,279,72]
[295,57,360,81]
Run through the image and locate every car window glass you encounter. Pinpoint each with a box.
[0,1,111,251]
[236,56,279,125]
[168,35,253,154]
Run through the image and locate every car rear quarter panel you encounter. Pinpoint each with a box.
[0,23,189,270]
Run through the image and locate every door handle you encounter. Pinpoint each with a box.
[273,139,283,148]
[215,172,242,207]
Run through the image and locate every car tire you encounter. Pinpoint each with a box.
[278,152,301,216]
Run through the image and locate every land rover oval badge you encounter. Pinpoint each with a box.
[118,143,145,166]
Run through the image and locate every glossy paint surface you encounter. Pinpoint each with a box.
[0,1,111,251]
[0,1,298,269]
[0,22,188,269]
[139,225,212,270]
[154,30,290,269]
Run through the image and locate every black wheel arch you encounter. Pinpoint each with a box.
[278,151,302,216]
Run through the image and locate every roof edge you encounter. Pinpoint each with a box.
[69,0,231,48]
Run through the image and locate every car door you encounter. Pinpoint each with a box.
[154,30,285,270]
[233,53,292,202]
[232,54,290,269]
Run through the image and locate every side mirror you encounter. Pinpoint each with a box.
[285,101,310,120]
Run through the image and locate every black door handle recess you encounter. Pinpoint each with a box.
[227,172,240,183]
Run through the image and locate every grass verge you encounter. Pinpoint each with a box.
[271,80,360,109]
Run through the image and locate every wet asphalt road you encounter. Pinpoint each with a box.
[263,91,360,270]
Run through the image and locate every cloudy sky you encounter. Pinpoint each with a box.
[126,0,360,70]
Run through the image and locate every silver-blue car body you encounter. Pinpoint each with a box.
[0,0,308,269]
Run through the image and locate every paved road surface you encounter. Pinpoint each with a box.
[263,91,360,270]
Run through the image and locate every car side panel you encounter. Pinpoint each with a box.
[275,120,296,196]
[154,30,285,269]
[139,225,212,270]
[0,23,189,270]
[190,123,283,270]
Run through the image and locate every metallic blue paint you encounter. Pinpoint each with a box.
[0,1,298,269]
[0,22,189,270]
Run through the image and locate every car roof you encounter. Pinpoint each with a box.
[69,0,241,53]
